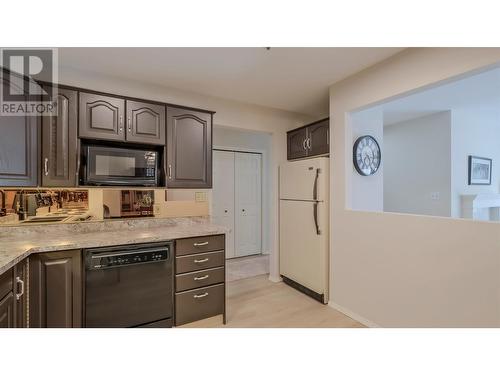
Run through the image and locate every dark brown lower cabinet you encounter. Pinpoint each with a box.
[174,234,226,326]
[29,250,82,328]
[13,258,28,327]
[0,292,14,328]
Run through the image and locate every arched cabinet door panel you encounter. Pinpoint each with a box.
[79,93,125,141]
[42,87,78,187]
[308,119,329,157]
[126,100,165,145]
[287,127,308,160]
[166,107,212,188]
[0,75,38,186]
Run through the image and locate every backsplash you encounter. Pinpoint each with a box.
[0,188,211,226]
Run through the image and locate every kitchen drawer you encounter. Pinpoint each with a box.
[176,235,225,256]
[176,267,225,292]
[0,268,13,300]
[175,284,224,326]
[176,250,224,274]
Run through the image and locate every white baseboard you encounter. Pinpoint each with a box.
[268,275,283,283]
[328,301,381,328]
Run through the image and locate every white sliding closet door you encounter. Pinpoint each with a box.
[212,150,235,258]
[234,152,262,257]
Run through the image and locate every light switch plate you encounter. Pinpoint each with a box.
[195,192,207,202]
[153,204,161,215]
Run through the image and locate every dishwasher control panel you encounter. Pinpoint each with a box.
[87,245,171,270]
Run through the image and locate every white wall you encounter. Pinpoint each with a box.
[349,107,383,211]
[451,103,500,218]
[59,66,314,280]
[384,111,452,217]
[330,48,500,327]
[213,126,272,254]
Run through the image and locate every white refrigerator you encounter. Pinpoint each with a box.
[279,157,329,303]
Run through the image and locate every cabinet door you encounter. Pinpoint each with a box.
[212,150,235,259]
[235,152,262,257]
[79,92,125,141]
[29,250,82,328]
[166,107,212,188]
[42,87,78,187]
[0,76,38,186]
[0,292,14,328]
[13,258,28,328]
[287,127,308,160]
[126,100,165,145]
[308,119,329,157]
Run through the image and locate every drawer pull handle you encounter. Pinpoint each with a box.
[194,292,209,299]
[194,258,209,263]
[194,274,209,281]
[193,241,209,247]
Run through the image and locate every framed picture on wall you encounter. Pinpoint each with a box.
[468,156,492,185]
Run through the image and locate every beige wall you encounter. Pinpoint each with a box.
[329,48,500,327]
[59,67,314,278]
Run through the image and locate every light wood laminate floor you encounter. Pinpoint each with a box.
[181,275,365,328]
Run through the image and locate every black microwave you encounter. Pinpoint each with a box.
[81,145,160,186]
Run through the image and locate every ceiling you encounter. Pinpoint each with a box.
[380,66,500,125]
[58,48,403,116]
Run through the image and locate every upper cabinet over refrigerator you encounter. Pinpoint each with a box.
[287,118,329,160]
[279,157,329,202]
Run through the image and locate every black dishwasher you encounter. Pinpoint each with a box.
[85,242,173,328]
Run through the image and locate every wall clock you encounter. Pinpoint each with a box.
[353,135,381,176]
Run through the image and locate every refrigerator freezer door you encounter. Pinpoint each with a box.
[279,157,329,201]
[279,199,329,299]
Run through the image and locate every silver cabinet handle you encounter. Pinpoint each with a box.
[193,241,209,247]
[194,258,209,263]
[193,292,209,299]
[194,274,209,281]
[119,115,123,133]
[127,117,131,132]
[44,158,49,176]
[168,164,172,179]
[15,277,24,301]
[303,138,308,150]
[307,138,312,149]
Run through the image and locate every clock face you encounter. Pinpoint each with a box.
[353,136,381,176]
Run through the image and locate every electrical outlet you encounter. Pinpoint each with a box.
[430,192,440,201]
[153,204,161,215]
[195,192,207,202]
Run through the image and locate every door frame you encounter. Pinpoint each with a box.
[212,146,267,256]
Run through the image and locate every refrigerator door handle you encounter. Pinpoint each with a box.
[313,202,321,235]
[313,168,320,201]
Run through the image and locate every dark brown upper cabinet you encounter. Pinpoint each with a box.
[287,118,329,160]
[287,127,308,160]
[126,100,165,145]
[42,87,78,187]
[79,92,125,141]
[166,107,212,188]
[0,76,38,187]
[29,250,82,328]
[308,118,329,157]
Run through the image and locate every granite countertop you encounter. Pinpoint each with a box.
[0,217,227,276]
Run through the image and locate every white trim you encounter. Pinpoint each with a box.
[328,301,381,328]
[268,275,283,283]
